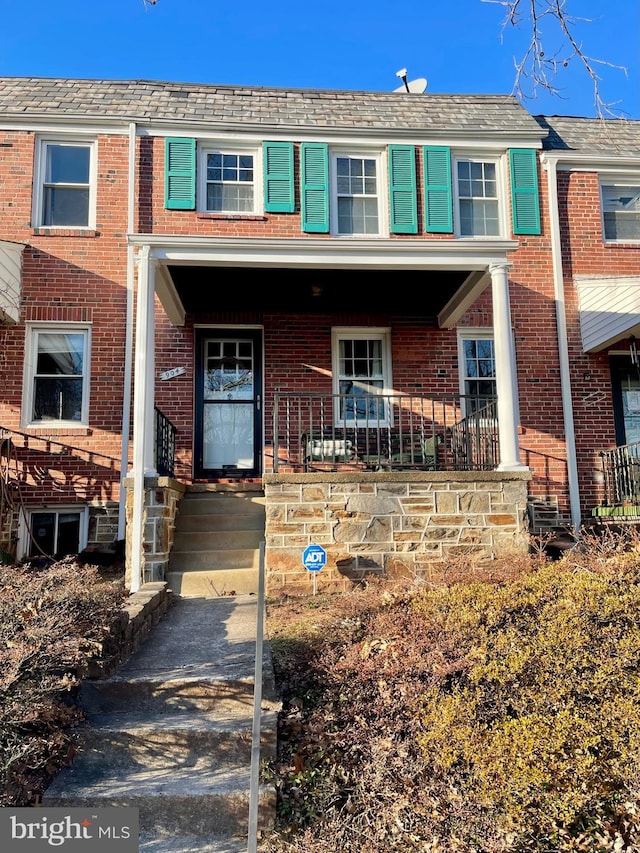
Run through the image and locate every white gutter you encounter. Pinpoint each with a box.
[544,155,582,529]
[118,122,137,541]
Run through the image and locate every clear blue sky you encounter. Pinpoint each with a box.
[0,0,637,119]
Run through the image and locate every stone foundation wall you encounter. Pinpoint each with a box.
[84,582,173,678]
[124,477,186,586]
[264,471,532,595]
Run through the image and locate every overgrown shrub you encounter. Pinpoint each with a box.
[0,559,126,806]
[264,539,640,852]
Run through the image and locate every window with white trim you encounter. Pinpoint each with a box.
[22,325,91,426]
[458,332,496,411]
[22,506,88,560]
[455,157,502,237]
[332,329,392,425]
[331,152,385,236]
[35,140,95,228]
[199,146,260,214]
[601,181,640,242]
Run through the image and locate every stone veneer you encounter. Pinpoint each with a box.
[124,477,185,587]
[263,470,532,595]
[84,582,173,678]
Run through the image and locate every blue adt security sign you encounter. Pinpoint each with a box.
[303,544,326,572]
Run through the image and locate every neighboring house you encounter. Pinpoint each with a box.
[0,77,638,593]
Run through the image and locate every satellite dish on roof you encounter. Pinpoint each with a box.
[394,78,428,94]
[393,69,427,94]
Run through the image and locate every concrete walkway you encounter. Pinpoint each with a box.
[43,594,278,852]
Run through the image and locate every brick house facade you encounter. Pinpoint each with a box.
[0,78,639,591]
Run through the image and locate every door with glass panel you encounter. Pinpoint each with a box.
[195,330,262,478]
[611,356,640,446]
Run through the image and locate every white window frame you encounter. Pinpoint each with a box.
[330,150,388,237]
[21,322,92,428]
[331,327,392,427]
[599,176,640,244]
[198,144,262,215]
[18,505,88,561]
[457,329,497,415]
[453,154,505,238]
[33,138,97,229]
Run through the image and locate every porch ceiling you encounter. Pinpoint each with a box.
[165,266,470,320]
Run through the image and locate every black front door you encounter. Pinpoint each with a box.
[611,355,640,445]
[195,329,262,478]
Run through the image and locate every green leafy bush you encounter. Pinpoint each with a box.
[0,559,126,806]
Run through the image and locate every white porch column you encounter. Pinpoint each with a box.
[129,245,158,592]
[490,261,527,471]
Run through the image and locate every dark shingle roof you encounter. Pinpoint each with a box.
[0,77,544,136]
[538,115,640,156]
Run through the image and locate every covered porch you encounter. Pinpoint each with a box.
[126,235,530,591]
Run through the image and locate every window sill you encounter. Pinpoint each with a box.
[32,228,99,238]
[603,240,640,247]
[24,425,93,437]
[196,213,268,222]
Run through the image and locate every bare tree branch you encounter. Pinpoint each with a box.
[483,0,628,116]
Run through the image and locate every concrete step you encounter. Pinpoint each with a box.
[179,494,265,516]
[139,835,248,852]
[72,727,253,769]
[74,713,278,760]
[42,595,277,850]
[81,677,255,715]
[44,776,275,837]
[178,512,265,532]
[172,529,263,552]
[166,568,259,597]
[169,548,260,573]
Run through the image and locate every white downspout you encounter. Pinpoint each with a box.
[118,121,137,541]
[545,155,582,529]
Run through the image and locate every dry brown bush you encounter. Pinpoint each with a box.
[264,536,640,853]
[0,558,126,806]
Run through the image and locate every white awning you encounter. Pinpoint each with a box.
[576,274,640,352]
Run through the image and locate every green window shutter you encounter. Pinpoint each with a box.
[301,142,329,233]
[263,141,295,213]
[509,148,541,235]
[388,145,417,234]
[423,146,452,233]
[165,137,196,210]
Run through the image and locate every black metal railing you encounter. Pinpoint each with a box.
[450,398,499,471]
[155,408,177,478]
[272,392,499,473]
[600,442,640,506]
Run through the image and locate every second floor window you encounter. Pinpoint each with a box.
[601,182,640,242]
[38,141,93,227]
[204,151,255,213]
[456,159,500,237]
[333,154,382,236]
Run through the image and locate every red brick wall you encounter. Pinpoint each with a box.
[558,171,640,512]
[2,126,633,524]
[0,131,130,504]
